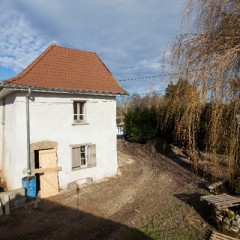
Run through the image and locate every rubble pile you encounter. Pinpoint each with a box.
[215,208,240,238]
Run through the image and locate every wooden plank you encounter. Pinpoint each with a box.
[215,199,240,203]
[201,194,240,208]
[209,199,240,204]
[32,167,62,174]
[215,200,240,205]
[217,195,240,200]
[39,149,59,199]
[210,231,239,240]
[210,199,240,205]
[208,181,226,190]
[202,194,239,201]
[215,202,240,207]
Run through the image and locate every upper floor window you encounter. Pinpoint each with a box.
[73,101,85,123]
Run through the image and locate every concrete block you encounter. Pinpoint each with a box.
[9,188,26,209]
[0,201,3,216]
[0,188,26,211]
[9,188,25,200]
[77,178,88,185]
[11,197,27,209]
[77,177,93,186]
[0,192,7,200]
[3,195,10,215]
[0,192,8,206]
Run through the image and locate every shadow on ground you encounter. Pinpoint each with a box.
[174,192,215,226]
[0,197,153,240]
[153,138,217,184]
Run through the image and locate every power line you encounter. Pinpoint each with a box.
[118,72,179,82]
[137,91,163,96]
[118,66,218,82]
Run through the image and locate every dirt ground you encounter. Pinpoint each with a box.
[0,140,214,240]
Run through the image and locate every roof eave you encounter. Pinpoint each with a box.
[0,85,128,97]
[0,88,14,99]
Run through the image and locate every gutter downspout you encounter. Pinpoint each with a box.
[26,88,31,175]
[1,98,5,174]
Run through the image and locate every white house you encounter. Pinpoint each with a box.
[0,44,126,198]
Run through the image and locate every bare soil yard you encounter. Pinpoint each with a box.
[0,140,213,240]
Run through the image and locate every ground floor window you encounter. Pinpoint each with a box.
[71,144,96,170]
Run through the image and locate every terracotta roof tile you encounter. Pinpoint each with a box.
[2,44,127,95]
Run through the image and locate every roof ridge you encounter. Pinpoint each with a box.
[55,45,96,54]
[3,44,56,85]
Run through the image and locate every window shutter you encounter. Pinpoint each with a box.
[72,147,80,169]
[88,144,96,168]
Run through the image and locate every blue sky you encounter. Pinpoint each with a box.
[0,0,185,94]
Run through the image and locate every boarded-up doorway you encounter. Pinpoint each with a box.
[38,149,59,198]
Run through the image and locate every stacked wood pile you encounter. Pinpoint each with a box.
[201,194,240,238]
[215,208,240,238]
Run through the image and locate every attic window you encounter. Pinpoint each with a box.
[73,101,85,122]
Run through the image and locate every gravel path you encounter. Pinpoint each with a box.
[0,140,213,240]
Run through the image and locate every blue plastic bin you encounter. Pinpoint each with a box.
[22,176,36,199]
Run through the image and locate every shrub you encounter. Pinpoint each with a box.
[124,106,158,143]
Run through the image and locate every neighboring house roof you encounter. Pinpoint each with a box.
[1,44,127,95]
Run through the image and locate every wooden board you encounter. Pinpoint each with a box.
[39,149,59,198]
[201,194,240,209]
[32,167,62,174]
[208,181,226,191]
[210,231,239,240]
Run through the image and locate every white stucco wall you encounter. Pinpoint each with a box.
[0,101,2,170]
[0,94,19,189]
[2,91,118,190]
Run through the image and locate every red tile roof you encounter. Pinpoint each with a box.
[2,44,127,95]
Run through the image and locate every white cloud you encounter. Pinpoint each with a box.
[0,0,185,93]
[0,9,53,73]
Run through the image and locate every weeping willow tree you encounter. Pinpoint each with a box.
[165,0,240,186]
[163,80,199,144]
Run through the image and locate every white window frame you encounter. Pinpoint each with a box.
[73,101,86,123]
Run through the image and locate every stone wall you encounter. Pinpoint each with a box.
[215,207,240,238]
